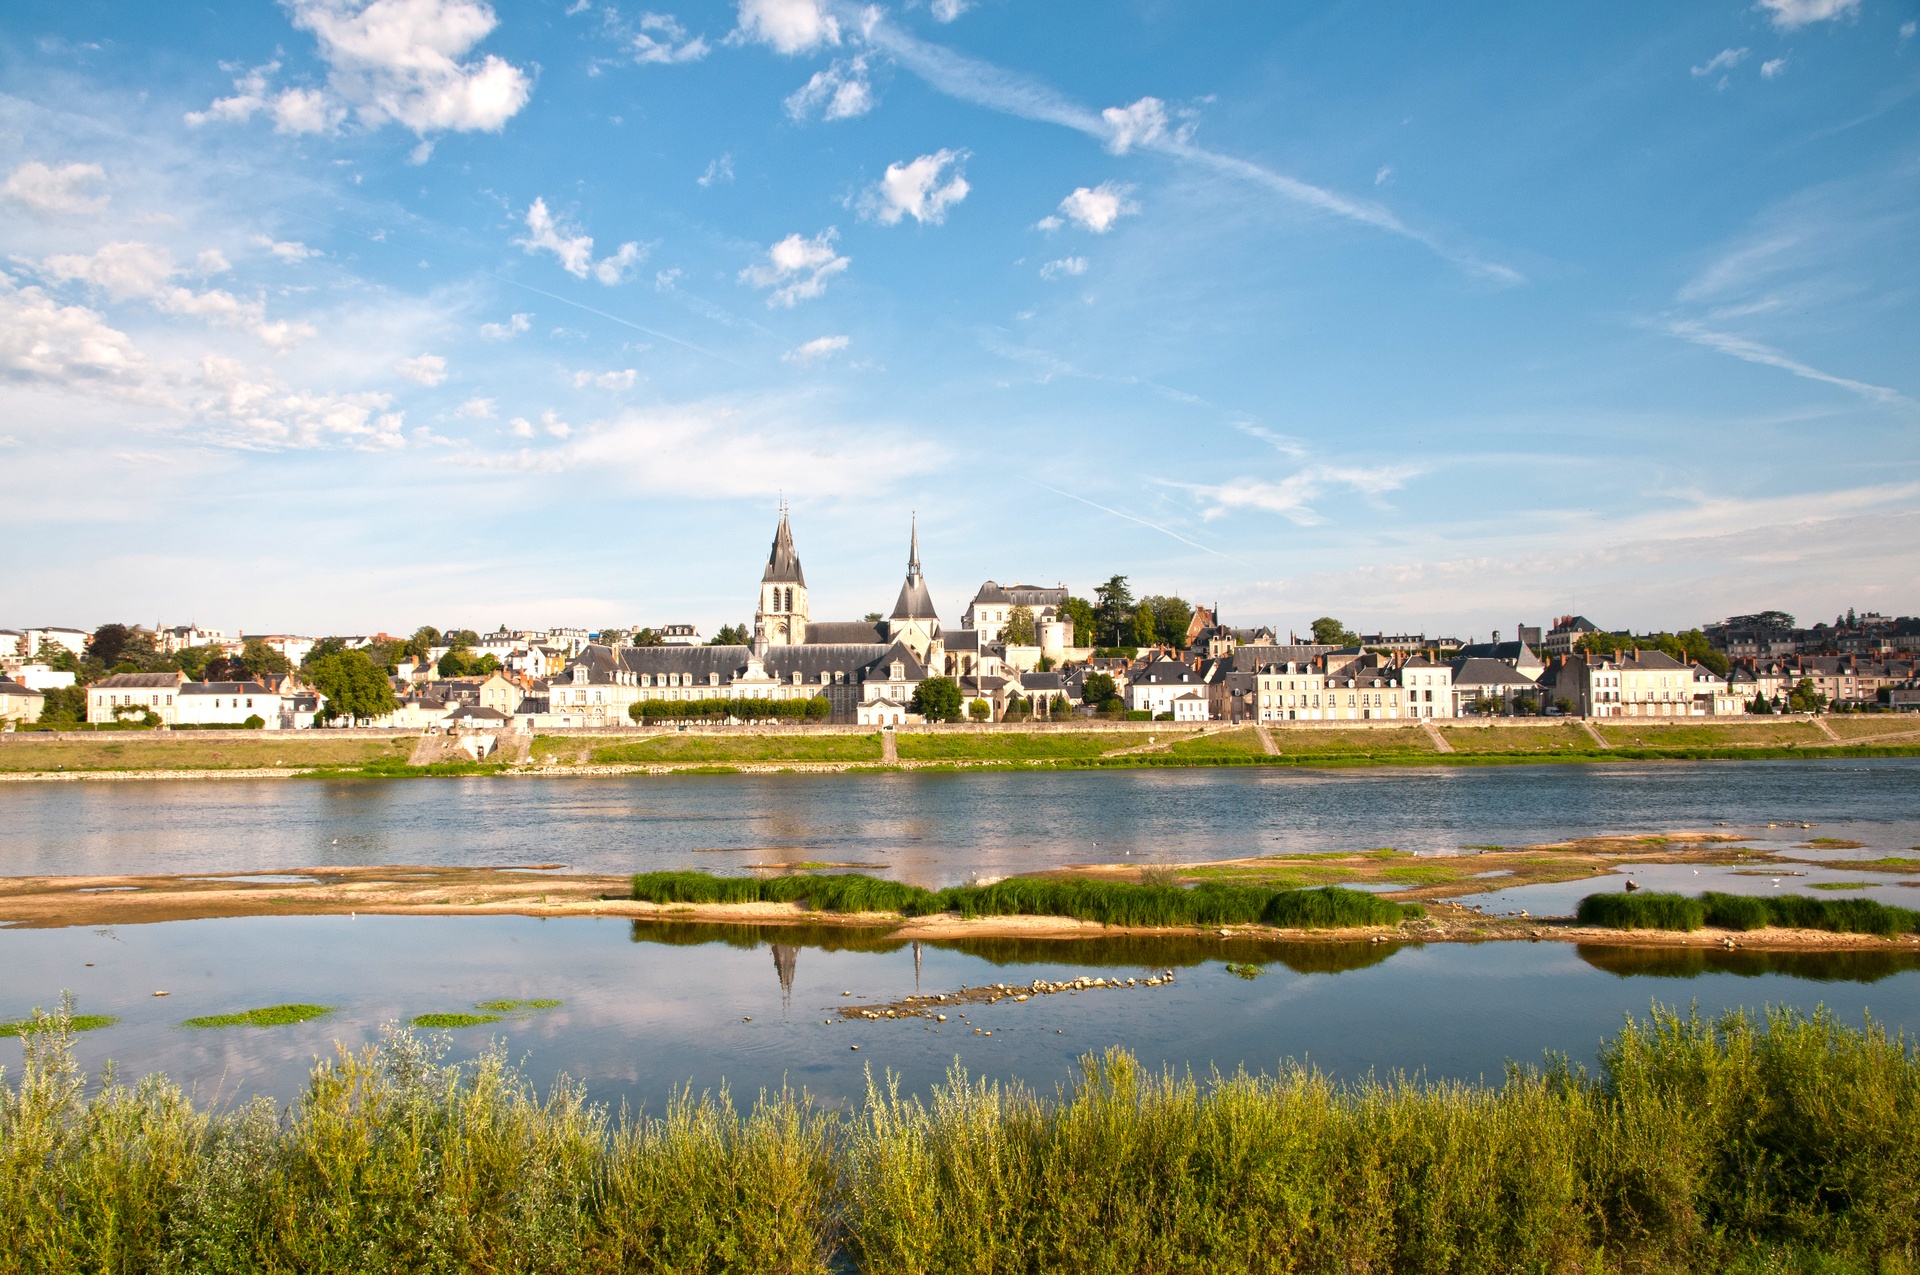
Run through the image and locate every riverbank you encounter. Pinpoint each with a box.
[3,1005,1915,1274]
[3,715,1918,780]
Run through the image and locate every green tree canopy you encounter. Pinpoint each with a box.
[1058,596,1095,649]
[631,628,665,647]
[1094,576,1134,647]
[306,650,399,724]
[169,645,220,679]
[37,686,87,725]
[1131,605,1157,647]
[1310,617,1362,647]
[1082,672,1118,705]
[1002,605,1037,646]
[911,676,963,722]
[88,624,139,667]
[411,625,441,652]
[240,638,293,680]
[967,698,992,721]
[1787,678,1825,714]
[709,624,749,646]
[597,628,629,648]
[1576,629,1729,678]
[302,637,349,667]
[1141,596,1193,647]
[446,629,481,650]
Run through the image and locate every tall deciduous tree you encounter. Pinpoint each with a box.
[307,650,399,724]
[1311,617,1361,647]
[1094,576,1133,647]
[1082,672,1118,706]
[911,676,963,722]
[1003,605,1037,646]
[1058,596,1095,649]
[240,638,293,679]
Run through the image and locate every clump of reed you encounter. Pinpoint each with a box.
[6,997,1915,1273]
[630,870,1422,930]
[1578,889,1920,937]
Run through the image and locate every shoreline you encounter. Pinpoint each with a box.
[3,738,1918,783]
[3,861,1914,951]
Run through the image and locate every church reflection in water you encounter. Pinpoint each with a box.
[768,938,925,1009]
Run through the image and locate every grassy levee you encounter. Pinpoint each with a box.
[1165,728,1268,759]
[893,732,1119,760]
[1579,890,1920,938]
[1268,725,1435,756]
[1827,716,1920,740]
[631,870,1421,928]
[1594,719,1829,748]
[4,1003,1918,1273]
[587,734,883,764]
[1440,722,1604,754]
[0,734,413,772]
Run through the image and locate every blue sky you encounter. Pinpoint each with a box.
[2,0,1916,640]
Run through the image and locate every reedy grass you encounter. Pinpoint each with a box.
[181,1004,335,1029]
[1578,890,1920,938]
[630,870,1422,929]
[2,998,1917,1273]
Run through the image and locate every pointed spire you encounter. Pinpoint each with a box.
[908,512,920,576]
[762,507,806,585]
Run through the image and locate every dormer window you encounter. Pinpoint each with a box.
[891,661,904,681]
[792,671,803,685]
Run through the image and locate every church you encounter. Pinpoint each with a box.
[547,509,947,726]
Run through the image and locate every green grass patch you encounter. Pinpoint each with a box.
[411,1012,503,1029]
[473,998,564,1013]
[1165,729,1268,759]
[1578,890,1920,938]
[0,735,411,773]
[1269,726,1435,755]
[181,1004,334,1029]
[1438,723,1603,753]
[590,735,882,764]
[631,870,1421,929]
[894,733,1120,761]
[1841,858,1920,873]
[1803,837,1866,848]
[1223,963,1265,979]
[1594,720,1828,748]
[0,1013,118,1037]
[1808,883,1874,891]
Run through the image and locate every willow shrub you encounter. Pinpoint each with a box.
[6,1001,1916,1273]
[630,871,1421,930]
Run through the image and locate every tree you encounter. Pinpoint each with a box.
[1141,596,1193,648]
[1051,694,1071,717]
[1749,695,1774,715]
[1094,576,1133,647]
[709,625,749,646]
[1787,678,1825,714]
[170,645,220,679]
[1082,672,1117,706]
[1036,655,1055,672]
[1131,605,1157,647]
[631,628,665,647]
[1469,695,1507,716]
[968,698,992,721]
[411,626,442,652]
[38,686,87,725]
[88,624,138,667]
[863,612,883,623]
[1513,692,1540,716]
[1311,617,1361,647]
[1058,596,1095,649]
[240,638,293,680]
[597,628,629,648]
[303,637,349,667]
[911,676,963,722]
[1003,605,1037,646]
[307,650,399,724]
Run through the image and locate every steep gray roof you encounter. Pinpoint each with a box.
[804,621,888,645]
[1228,645,1334,671]
[762,510,805,585]
[179,681,272,696]
[1134,658,1200,685]
[1617,649,1689,672]
[889,519,939,622]
[944,629,983,653]
[91,672,185,689]
[970,580,1012,605]
[1448,657,1539,688]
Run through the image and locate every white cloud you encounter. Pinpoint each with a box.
[456,395,495,418]
[1374,165,1392,187]
[3,161,109,218]
[1054,181,1137,233]
[1692,47,1750,77]
[479,311,531,339]
[739,230,849,307]
[860,150,969,225]
[1182,463,1421,525]
[1101,96,1168,154]
[1762,57,1788,78]
[782,334,848,363]
[784,57,873,120]
[1755,0,1859,29]
[1039,256,1087,279]
[0,278,154,393]
[632,11,710,62]
[732,0,839,54]
[653,268,683,290]
[510,415,534,438]
[930,0,970,21]
[196,249,233,274]
[698,153,734,186]
[1665,320,1911,406]
[515,198,644,283]
[572,367,637,389]
[35,242,314,348]
[191,0,532,144]
[396,353,447,385]
[253,235,319,261]
[1904,20,1917,40]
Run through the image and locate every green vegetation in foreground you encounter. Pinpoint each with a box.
[4,1005,1920,1273]
[893,732,1118,761]
[1810,882,1876,891]
[182,1004,335,1029]
[410,1012,503,1029]
[0,1009,117,1037]
[1840,857,1920,873]
[588,734,882,764]
[473,998,564,1013]
[631,870,1421,928]
[1577,890,1920,938]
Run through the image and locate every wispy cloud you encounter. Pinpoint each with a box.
[1176,463,1421,525]
[1691,47,1749,77]
[859,17,1524,285]
[739,230,849,306]
[1756,0,1859,30]
[859,150,969,225]
[1665,319,1912,406]
[782,333,849,363]
[515,199,646,284]
[1031,482,1248,564]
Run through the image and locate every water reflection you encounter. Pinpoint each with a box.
[1577,943,1920,983]
[627,918,1407,982]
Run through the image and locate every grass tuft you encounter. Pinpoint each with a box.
[182,1004,335,1029]
[631,870,1421,929]
[0,1013,118,1037]
[1577,890,1920,938]
[1577,891,1706,931]
[410,1012,503,1029]
[473,998,564,1013]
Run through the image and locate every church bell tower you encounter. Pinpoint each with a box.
[753,504,809,653]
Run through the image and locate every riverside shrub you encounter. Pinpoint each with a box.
[629,871,1423,929]
[1578,890,1920,937]
[3,1002,1916,1273]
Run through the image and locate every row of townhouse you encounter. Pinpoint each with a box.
[82,671,321,728]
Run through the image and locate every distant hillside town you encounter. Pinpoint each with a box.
[4,514,1918,730]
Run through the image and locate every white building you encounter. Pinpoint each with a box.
[174,681,283,728]
[1398,655,1454,719]
[13,664,77,692]
[87,672,187,724]
[23,628,88,659]
[246,634,316,665]
[659,624,703,645]
[1,677,43,724]
[158,625,227,654]
[963,581,1070,644]
[1127,657,1207,717]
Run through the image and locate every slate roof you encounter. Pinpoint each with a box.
[179,681,273,696]
[971,581,1012,605]
[91,672,185,689]
[889,520,939,622]
[1228,645,1334,671]
[1448,657,1539,689]
[1134,658,1201,685]
[1454,640,1542,665]
[1019,672,1065,692]
[762,510,806,585]
[803,621,888,645]
[944,629,983,653]
[1616,649,1689,672]
[970,581,1067,608]
[0,678,40,697]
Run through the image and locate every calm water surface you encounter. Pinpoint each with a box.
[3,761,1917,1108]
